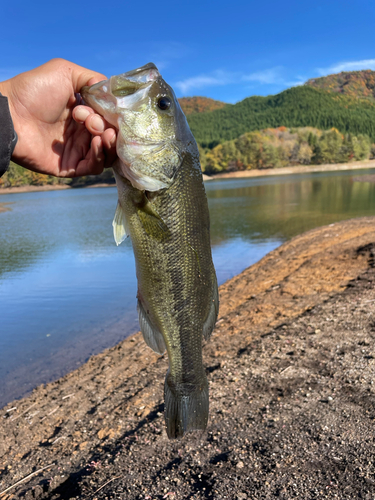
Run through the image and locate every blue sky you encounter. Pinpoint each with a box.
[2,0,375,103]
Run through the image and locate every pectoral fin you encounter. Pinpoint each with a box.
[112,201,129,246]
[137,200,171,241]
[137,299,166,355]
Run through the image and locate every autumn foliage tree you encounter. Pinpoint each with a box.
[201,127,372,174]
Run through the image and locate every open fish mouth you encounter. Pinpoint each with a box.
[81,63,160,105]
[116,62,160,83]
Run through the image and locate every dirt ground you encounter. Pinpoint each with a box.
[2,217,375,499]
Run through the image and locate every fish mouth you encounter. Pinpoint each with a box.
[80,62,161,116]
[120,62,160,82]
[80,63,160,100]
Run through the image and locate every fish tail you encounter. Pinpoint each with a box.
[164,373,209,439]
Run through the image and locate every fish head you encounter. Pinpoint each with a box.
[81,63,195,191]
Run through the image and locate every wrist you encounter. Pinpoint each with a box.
[0,84,18,176]
[0,80,19,161]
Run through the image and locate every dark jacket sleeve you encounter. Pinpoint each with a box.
[0,93,18,178]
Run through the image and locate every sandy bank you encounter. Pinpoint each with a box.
[0,184,71,195]
[2,217,375,499]
[208,159,375,180]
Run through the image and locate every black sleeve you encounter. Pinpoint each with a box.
[0,93,18,178]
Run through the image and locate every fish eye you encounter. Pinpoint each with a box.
[157,96,171,111]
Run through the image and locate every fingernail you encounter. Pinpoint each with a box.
[110,131,116,146]
[91,115,105,133]
[75,107,90,122]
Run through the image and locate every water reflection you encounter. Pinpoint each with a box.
[0,188,121,278]
[206,171,375,243]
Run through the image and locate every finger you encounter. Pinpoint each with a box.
[101,128,118,168]
[73,106,110,138]
[87,76,106,86]
[102,128,116,150]
[68,61,107,93]
[73,105,95,124]
[85,113,106,134]
[74,136,105,177]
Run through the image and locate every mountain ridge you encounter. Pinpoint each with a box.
[186,83,375,147]
[178,96,227,115]
[305,70,375,100]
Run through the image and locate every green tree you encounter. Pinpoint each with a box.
[314,128,344,164]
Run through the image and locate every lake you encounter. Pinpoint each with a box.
[1,169,375,407]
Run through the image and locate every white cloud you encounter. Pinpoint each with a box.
[318,58,375,75]
[242,67,306,90]
[175,70,236,94]
[242,67,283,85]
[175,66,307,97]
[285,78,306,87]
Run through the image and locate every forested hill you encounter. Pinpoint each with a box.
[178,96,228,115]
[187,86,375,147]
[305,70,375,100]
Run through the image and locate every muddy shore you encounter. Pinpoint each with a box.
[1,217,375,498]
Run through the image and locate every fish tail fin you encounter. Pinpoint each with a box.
[164,373,209,439]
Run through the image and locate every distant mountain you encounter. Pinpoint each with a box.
[178,96,228,115]
[305,70,375,100]
[187,85,375,147]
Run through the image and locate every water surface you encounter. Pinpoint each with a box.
[1,169,375,407]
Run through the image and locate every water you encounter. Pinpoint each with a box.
[1,169,375,407]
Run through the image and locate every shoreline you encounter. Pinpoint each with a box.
[208,159,375,179]
[0,160,374,195]
[2,217,375,498]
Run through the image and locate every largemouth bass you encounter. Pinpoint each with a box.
[81,63,218,439]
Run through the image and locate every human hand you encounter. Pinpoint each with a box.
[0,58,117,177]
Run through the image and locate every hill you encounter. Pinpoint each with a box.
[187,86,375,147]
[178,96,227,115]
[306,70,375,100]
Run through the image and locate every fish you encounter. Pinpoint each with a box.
[80,63,219,439]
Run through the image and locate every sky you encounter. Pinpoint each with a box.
[1,0,375,103]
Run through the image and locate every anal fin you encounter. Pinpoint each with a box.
[137,299,166,355]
